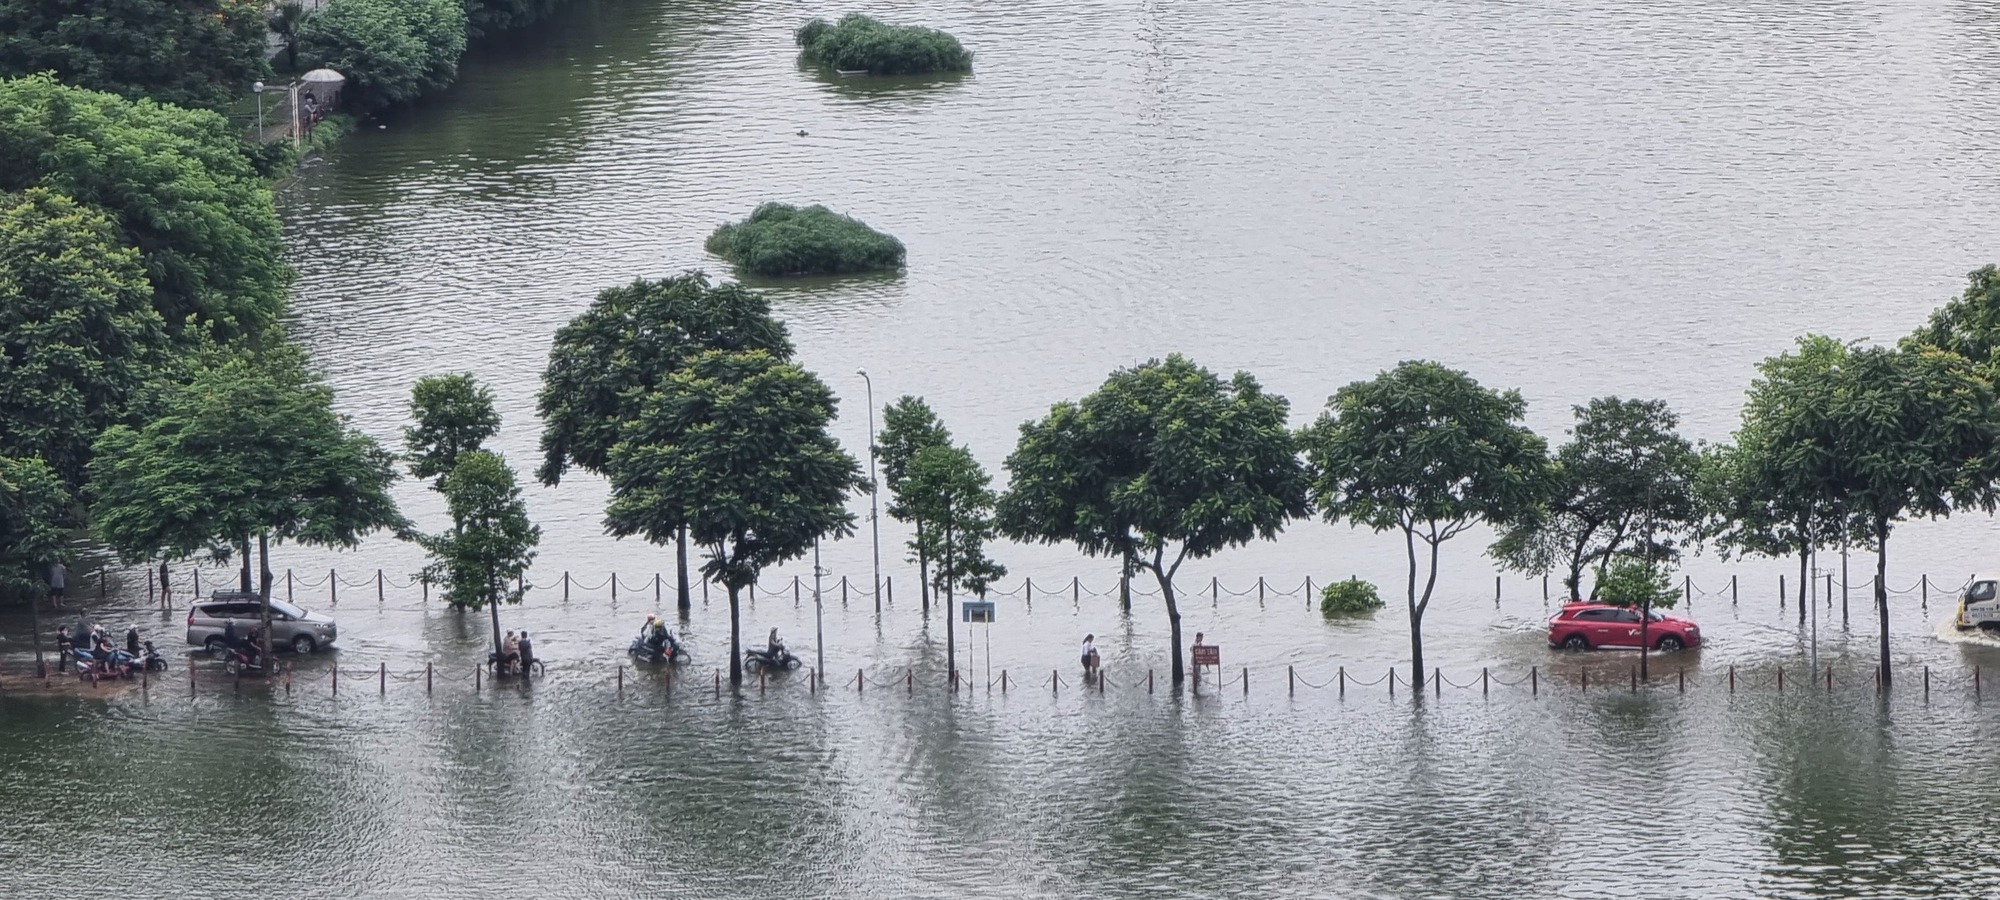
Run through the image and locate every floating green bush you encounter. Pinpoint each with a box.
[704,203,905,277]
[795,15,971,76]
[1320,578,1384,617]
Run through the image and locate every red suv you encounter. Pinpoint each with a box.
[1548,603,1700,652]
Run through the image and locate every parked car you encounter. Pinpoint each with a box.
[1547,602,1700,652]
[186,591,338,655]
[1956,575,2000,630]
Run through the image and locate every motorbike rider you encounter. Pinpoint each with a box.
[242,627,263,668]
[767,627,787,661]
[222,619,240,651]
[125,625,141,656]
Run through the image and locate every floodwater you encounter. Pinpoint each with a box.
[12,0,2000,896]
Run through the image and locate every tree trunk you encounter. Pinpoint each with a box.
[239,534,252,593]
[30,583,44,677]
[1639,595,1650,681]
[1564,546,1586,601]
[1876,515,1892,688]
[1120,565,1132,614]
[944,513,956,679]
[1796,544,1809,627]
[1403,528,1423,688]
[675,526,691,613]
[917,520,930,616]
[1151,565,1184,686]
[728,583,743,686]
[488,577,503,658]
[257,532,273,665]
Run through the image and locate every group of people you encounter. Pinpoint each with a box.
[57,619,139,660]
[496,630,536,674]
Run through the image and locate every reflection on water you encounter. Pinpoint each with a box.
[18,0,2000,895]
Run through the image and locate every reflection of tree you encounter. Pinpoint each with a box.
[1749,698,1946,895]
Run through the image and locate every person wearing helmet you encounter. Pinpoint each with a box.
[125,625,141,657]
[643,614,669,655]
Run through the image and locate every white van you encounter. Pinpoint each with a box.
[1956,575,2000,630]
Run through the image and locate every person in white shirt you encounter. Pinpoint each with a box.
[1080,634,1100,674]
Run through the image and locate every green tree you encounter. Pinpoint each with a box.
[270,3,312,71]
[873,395,951,612]
[539,272,792,612]
[1491,397,1697,600]
[405,373,500,489]
[463,0,560,37]
[412,451,539,655]
[89,349,408,662]
[1697,336,1858,627]
[1907,265,2000,366]
[603,349,861,685]
[903,442,1005,676]
[0,75,289,341]
[0,0,269,112]
[997,355,1307,685]
[1301,360,1549,688]
[1763,343,2000,686]
[296,0,467,112]
[0,454,66,674]
[0,189,166,491]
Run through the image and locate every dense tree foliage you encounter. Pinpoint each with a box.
[0,0,268,112]
[412,451,539,653]
[0,454,67,604]
[704,203,905,277]
[1750,342,2000,686]
[604,350,860,685]
[795,15,972,76]
[1491,397,1697,600]
[90,349,407,659]
[0,75,289,341]
[902,442,1004,676]
[1908,265,2000,366]
[539,272,792,611]
[1319,577,1384,616]
[1302,361,1548,687]
[464,0,560,36]
[296,0,467,112]
[0,189,165,491]
[405,373,500,489]
[874,395,952,610]
[998,355,1307,685]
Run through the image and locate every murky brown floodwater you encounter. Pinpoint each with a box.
[12,0,2000,896]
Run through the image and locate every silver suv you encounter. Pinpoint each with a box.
[186,592,338,654]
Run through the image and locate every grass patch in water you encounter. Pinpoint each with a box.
[795,15,972,76]
[705,203,906,277]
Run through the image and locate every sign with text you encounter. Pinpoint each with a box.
[962,600,996,623]
[1191,645,1220,668]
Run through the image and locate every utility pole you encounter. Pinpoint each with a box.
[813,539,826,682]
[858,370,882,615]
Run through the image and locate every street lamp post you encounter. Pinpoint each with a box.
[858,370,881,614]
[252,81,266,138]
[813,539,826,682]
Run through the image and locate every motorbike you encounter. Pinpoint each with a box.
[743,646,801,671]
[133,641,169,673]
[72,648,136,680]
[220,644,276,676]
[628,634,688,665]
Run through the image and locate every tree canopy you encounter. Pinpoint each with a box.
[0,75,289,341]
[405,373,500,489]
[904,442,1006,599]
[1491,397,1697,599]
[296,0,468,112]
[412,450,539,656]
[998,355,1307,685]
[874,395,953,608]
[604,349,860,684]
[538,272,793,485]
[1908,265,2000,367]
[0,455,67,603]
[89,349,408,567]
[0,188,165,491]
[1302,360,1547,687]
[0,0,268,112]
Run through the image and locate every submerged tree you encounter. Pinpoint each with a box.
[604,350,860,685]
[1301,361,1548,688]
[903,442,1005,676]
[90,349,407,661]
[1491,397,1697,599]
[874,395,952,612]
[413,451,539,656]
[539,272,793,612]
[998,355,1307,686]
[0,454,66,674]
[406,373,500,490]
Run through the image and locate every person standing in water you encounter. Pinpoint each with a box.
[1080,634,1100,675]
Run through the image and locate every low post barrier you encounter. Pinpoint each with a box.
[379,662,386,696]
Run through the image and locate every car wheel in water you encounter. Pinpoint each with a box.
[291,634,316,655]
[1562,634,1589,651]
[1656,635,1684,652]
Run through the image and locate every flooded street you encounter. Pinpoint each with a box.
[12,0,2000,895]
